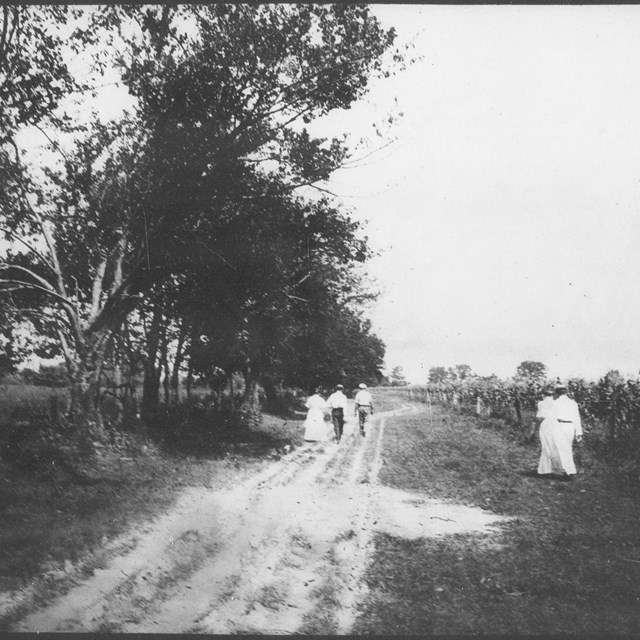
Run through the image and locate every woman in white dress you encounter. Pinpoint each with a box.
[303,388,329,442]
[535,392,557,475]
[536,382,583,478]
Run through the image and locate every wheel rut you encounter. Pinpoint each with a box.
[12,403,418,633]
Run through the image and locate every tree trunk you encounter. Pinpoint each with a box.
[141,361,161,420]
[123,355,138,417]
[119,320,138,417]
[186,359,193,403]
[108,347,124,424]
[241,376,260,413]
[68,362,104,443]
[227,371,235,412]
[170,320,187,404]
[113,350,122,393]
[141,302,163,420]
[160,323,170,406]
[63,328,113,439]
[162,359,170,406]
[185,322,199,404]
[239,365,261,431]
[262,377,279,413]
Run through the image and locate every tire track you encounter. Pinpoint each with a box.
[12,402,418,634]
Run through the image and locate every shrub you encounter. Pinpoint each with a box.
[19,364,68,387]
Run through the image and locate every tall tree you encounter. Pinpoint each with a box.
[447,364,473,382]
[428,367,449,384]
[389,366,407,386]
[172,180,381,407]
[0,5,400,428]
[515,360,547,382]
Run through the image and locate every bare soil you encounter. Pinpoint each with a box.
[4,400,508,633]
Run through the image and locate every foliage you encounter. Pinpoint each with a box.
[0,6,79,246]
[428,364,474,384]
[411,371,640,483]
[0,6,77,129]
[19,364,68,387]
[0,5,397,428]
[180,185,382,394]
[448,364,473,381]
[428,367,449,384]
[515,360,547,382]
[388,365,408,386]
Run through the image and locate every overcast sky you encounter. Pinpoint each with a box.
[311,5,640,383]
[12,5,640,383]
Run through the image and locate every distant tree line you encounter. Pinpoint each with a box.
[0,5,401,436]
[427,361,548,385]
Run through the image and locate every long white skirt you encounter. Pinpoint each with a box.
[303,407,330,442]
[537,419,577,475]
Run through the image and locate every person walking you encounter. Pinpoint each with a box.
[327,384,348,443]
[303,387,329,442]
[537,381,583,480]
[533,387,556,470]
[354,382,374,437]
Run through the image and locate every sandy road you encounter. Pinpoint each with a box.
[10,401,509,633]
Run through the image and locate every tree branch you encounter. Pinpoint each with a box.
[33,122,71,164]
[197,240,236,269]
[110,231,127,294]
[0,277,75,312]
[20,198,69,298]
[0,224,58,275]
[0,263,58,296]
[89,256,108,320]
[285,293,310,302]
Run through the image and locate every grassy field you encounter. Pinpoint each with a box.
[6,384,640,634]
[0,383,69,417]
[354,398,640,635]
[367,386,411,414]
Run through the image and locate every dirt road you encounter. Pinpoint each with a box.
[10,402,508,633]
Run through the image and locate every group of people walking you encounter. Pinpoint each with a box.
[302,383,374,443]
[532,380,583,480]
[303,378,583,479]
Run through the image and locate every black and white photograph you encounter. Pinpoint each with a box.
[2,3,640,634]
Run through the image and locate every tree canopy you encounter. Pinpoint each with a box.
[0,4,399,428]
[428,364,474,384]
[388,366,407,386]
[515,360,547,382]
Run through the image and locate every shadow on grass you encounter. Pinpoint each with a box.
[0,403,304,604]
[354,402,640,635]
[138,404,305,460]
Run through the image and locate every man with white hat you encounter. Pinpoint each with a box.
[327,383,348,443]
[354,382,374,437]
